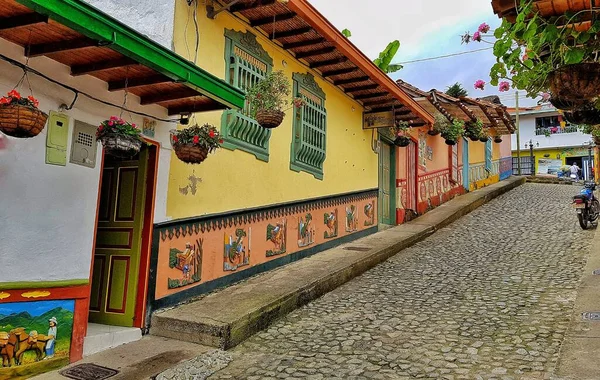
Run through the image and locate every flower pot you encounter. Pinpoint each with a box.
[549,95,585,111]
[468,134,479,142]
[99,134,142,158]
[494,137,503,144]
[393,136,410,147]
[427,129,440,136]
[256,109,285,129]
[564,103,600,125]
[173,143,209,164]
[444,139,457,146]
[479,136,489,142]
[0,104,48,138]
[548,63,600,101]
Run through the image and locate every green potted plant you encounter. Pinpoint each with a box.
[465,119,484,141]
[96,116,143,158]
[479,129,490,142]
[392,121,411,147]
[429,114,447,136]
[581,125,600,145]
[0,89,47,138]
[171,123,222,164]
[441,119,464,145]
[564,102,600,125]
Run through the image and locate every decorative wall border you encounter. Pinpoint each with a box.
[500,157,513,181]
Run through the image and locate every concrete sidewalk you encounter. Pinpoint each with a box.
[151,176,525,350]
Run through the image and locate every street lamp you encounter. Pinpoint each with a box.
[582,140,595,181]
[524,140,539,176]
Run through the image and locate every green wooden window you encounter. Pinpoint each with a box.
[221,30,273,161]
[290,73,327,180]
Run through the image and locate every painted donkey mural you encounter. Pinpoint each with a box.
[0,328,49,367]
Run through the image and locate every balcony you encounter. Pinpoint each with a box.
[535,126,579,136]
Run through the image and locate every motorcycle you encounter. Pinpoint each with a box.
[573,181,600,229]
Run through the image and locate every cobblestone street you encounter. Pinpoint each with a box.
[203,184,594,380]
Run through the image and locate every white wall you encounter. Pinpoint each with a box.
[511,110,592,150]
[0,40,172,283]
[83,0,176,49]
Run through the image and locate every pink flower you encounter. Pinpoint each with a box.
[541,92,551,101]
[110,116,118,121]
[193,135,200,144]
[478,23,490,34]
[108,120,114,126]
[132,123,137,129]
[474,80,486,90]
[98,125,104,132]
[472,31,482,42]
[499,81,510,92]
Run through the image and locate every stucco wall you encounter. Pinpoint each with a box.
[0,40,172,283]
[167,1,378,219]
[83,0,175,49]
[510,111,592,150]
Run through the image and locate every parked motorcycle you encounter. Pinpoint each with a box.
[573,181,600,229]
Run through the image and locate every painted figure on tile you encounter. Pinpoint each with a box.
[418,131,427,169]
[168,239,203,289]
[436,177,442,196]
[224,228,251,271]
[419,182,426,202]
[428,179,435,197]
[401,187,407,209]
[0,300,73,374]
[426,146,433,161]
[443,176,449,192]
[324,210,338,239]
[345,205,359,232]
[298,214,315,247]
[266,219,287,257]
[364,201,375,226]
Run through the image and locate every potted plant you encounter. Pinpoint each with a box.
[441,119,464,145]
[0,89,47,138]
[479,129,490,142]
[581,125,600,145]
[171,123,222,164]
[465,119,484,141]
[494,135,503,143]
[392,121,411,147]
[564,102,600,125]
[96,116,143,158]
[429,114,446,136]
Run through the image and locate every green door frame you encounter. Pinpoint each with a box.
[378,134,397,225]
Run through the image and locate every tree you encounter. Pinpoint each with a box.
[341,29,402,74]
[445,82,468,98]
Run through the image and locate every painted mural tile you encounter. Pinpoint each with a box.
[345,205,359,232]
[266,219,287,257]
[167,239,203,289]
[363,202,375,226]
[323,210,338,239]
[0,300,73,379]
[297,214,315,248]
[224,228,251,271]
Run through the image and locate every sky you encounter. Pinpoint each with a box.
[308,0,539,108]
[0,300,74,317]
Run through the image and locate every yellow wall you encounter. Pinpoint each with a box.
[167,1,378,219]
[468,139,485,165]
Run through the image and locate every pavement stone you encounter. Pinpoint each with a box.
[160,184,595,379]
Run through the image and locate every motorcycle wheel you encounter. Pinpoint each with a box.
[578,211,589,229]
[591,199,600,221]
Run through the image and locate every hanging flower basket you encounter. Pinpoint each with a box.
[494,136,503,144]
[465,119,484,142]
[440,118,464,146]
[393,135,410,147]
[255,109,285,129]
[427,129,440,136]
[548,63,600,101]
[564,103,600,125]
[0,90,47,138]
[549,95,585,111]
[97,117,143,159]
[171,123,222,164]
[479,136,489,143]
[444,139,457,146]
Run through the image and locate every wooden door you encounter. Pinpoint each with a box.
[379,141,396,225]
[89,149,148,327]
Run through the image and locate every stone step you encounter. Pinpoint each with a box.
[83,323,142,357]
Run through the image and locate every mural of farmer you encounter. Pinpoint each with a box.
[45,317,57,359]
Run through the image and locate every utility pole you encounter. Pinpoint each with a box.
[515,91,521,175]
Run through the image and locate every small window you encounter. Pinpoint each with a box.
[290,73,327,180]
[535,116,559,129]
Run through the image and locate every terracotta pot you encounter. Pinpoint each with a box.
[0,104,48,138]
[393,136,410,147]
[479,136,489,142]
[548,63,600,101]
[444,139,457,146]
[99,134,142,159]
[427,129,440,136]
[494,137,503,144]
[256,109,285,129]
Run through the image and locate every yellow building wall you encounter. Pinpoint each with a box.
[167,1,378,219]
[468,139,485,165]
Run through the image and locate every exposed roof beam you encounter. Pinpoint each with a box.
[108,74,172,91]
[322,67,358,78]
[283,37,325,50]
[168,102,228,116]
[251,12,296,26]
[71,57,137,76]
[27,38,98,57]
[295,46,336,59]
[345,83,378,93]
[0,13,48,30]
[230,0,276,12]
[363,99,396,107]
[141,88,199,105]
[309,57,348,69]
[333,76,370,86]
[271,27,311,39]
[354,92,389,100]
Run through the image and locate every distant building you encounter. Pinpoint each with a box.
[508,104,595,179]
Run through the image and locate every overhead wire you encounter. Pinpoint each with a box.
[396,47,493,65]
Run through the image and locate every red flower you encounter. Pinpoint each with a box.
[7,90,20,100]
[0,97,10,105]
[209,130,216,138]
[27,95,39,107]
[172,135,179,143]
[132,124,137,129]
[193,135,200,144]
[98,125,104,132]
[219,139,224,144]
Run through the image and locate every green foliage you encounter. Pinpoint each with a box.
[433,114,449,133]
[465,119,484,139]
[581,124,600,138]
[445,82,468,98]
[341,29,352,38]
[96,116,143,141]
[373,40,403,73]
[441,119,465,142]
[169,248,183,269]
[171,123,222,152]
[246,70,291,116]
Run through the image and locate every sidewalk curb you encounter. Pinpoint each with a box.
[151,177,525,350]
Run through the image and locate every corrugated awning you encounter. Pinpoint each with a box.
[0,0,245,115]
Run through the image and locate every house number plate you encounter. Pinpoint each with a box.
[582,312,600,321]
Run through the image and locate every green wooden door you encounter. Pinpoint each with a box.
[89,149,148,327]
[379,140,396,225]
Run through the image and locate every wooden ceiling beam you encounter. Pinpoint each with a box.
[333,76,369,86]
[0,13,48,30]
[295,46,336,59]
[108,74,172,91]
[141,88,199,105]
[309,57,348,68]
[354,92,389,100]
[230,0,276,12]
[251,12,296,26]
[271,27,311,39]
[71,57,137,76]
[322,67,358,78]
[363,99,396,107]
[27,38,98,57]
[345,83,378,93]
[283,37,325,50]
